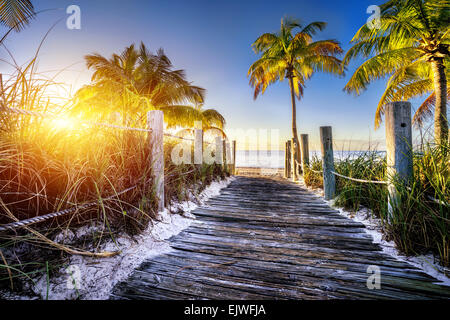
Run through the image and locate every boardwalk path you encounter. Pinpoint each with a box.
[111,176,450,299]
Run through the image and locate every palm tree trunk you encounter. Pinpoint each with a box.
[431,58,448,145]
[288,75,301,175]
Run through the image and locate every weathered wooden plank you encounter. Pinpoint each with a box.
[111,176,450,300]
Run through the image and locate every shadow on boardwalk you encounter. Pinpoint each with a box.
[111,176,450,299]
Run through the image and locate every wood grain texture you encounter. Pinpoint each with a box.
[111,176,450,300]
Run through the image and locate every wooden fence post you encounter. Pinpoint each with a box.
[300,134,309,173]
[148,110,164,212]
[284,141,288,178]
[320,126,336,200]
[225,141,231,173]
[215,136,224,165]
[194,122,203,165]
[285,140,291,179]
[290,138,298,181]
[222,139,227,170]
[232,140,236,175]
[385,101,413,219]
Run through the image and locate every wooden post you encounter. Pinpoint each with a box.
[285,140,292,179]
[320,126,336,200]
[0,73,4,101]
[148,110,164,212]
[385,101,413,219]
[284,141,288,178]
[300,134,309,173]
[232,140,236,175]
[225,141,231,173]
[290,138,298,181]
[0,73,5,105]
[222,139,227,170]
[194,122,203,165]
[215,136,224,165]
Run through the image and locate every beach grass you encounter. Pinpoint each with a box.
[0,55,228,292]
[304,144,449,267]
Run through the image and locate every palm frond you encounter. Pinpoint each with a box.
[0,0,34,31]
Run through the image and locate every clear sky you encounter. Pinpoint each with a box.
[0,0,427,151]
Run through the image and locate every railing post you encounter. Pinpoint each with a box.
[215,136,224,165]
[285,140,291,179]
[385,101,413,220]
[290,138,298,181]
[225,140,231,173]
[284,141,288,178]
[232,140,236,175]
[0,73,4,102]
[194,121,203,165]
[148,110,164,212]
[320,126,336,200]
[222,139,227,170]
[300,134,309,173]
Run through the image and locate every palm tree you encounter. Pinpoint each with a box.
[0,0,34,31]
[375,58,449,129]
[73,43,208,127]
[160,102,225,129]
[248,17,344,164]
[343,0,449,144]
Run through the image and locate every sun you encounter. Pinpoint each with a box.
[50,118,77,131]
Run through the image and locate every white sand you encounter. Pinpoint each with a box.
[298,179,450,286]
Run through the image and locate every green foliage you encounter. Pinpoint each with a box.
[0,0,34,31]
[343,0,450,129]
[0,45,229,291]
[304,145,449,266]
[73,42,225,130]
[248,17,344,100]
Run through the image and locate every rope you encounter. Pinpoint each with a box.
[331,171,388,185]
[1,106,152,133]
[0,182,142,232]
[309,167,444,203]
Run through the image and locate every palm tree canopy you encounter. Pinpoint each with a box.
[0,0,34,31]
[73,43,205,120]
[73,42,225,130]
[343,0,449,128]
[159,103,226,129]
[248,17,344,100]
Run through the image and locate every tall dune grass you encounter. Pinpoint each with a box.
[0,58,228,291]
[304,145,449,267]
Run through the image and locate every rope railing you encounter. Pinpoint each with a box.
[330,171,388,185]
[304,165,386,184]
[1,106,152,133]
[306,166,444,203]
[0,181,144,232]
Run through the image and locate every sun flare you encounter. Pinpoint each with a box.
[50,118,76,130]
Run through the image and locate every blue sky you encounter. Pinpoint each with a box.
[0,0,427,150]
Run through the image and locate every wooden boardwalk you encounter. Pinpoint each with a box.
[111,176,450,300]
